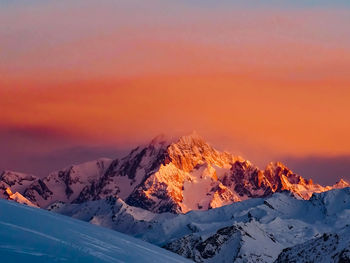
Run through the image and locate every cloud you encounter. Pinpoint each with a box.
[282,156,350,185]
[0,125,70,140]
[16,146,128,178]
[0,123,349,186]
[1,0,350,81]
[0,123,131,177]
[0,140,129,178]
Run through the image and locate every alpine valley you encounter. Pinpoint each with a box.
[1,133,350,262]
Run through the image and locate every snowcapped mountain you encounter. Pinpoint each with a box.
[47,197,176,236]
[23,158,113,207]
[0,170,38,199]
[1,132,348,214]
[275,226,350,263]
[1,134,350,263]
[50,187,350,263]
[0,199,190,263]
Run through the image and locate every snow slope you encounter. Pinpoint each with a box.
[47,197,176,236]
[0,199,191,263]
[275,226,350,263]
[52,188,350,263]
[159,188,350,262]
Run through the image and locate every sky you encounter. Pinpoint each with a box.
[1,0,350,184]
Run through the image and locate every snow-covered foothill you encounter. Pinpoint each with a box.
[0,199,191,263]
[53,188,350,262]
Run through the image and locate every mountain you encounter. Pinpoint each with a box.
[1,132,348,214]
[2,133,350,263]
[23,158,113,207]
[0,170,38,199]
[0,171,39,207]
[2,187,37,207]
[275,226,350,263]
[0,199,191,263]
[47,197,175,236]
[50,187,350,263]
[273,187,350,263]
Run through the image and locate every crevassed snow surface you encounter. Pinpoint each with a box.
[0,199,190,263]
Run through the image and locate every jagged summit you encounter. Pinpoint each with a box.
[175,130,205,144]
[148,134,170,147]
[1,133,349,214]
[147,131,211,151]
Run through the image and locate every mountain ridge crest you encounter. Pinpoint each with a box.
[1,132,348,214]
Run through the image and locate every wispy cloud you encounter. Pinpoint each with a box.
[283,155,350,185]
[1,0,350,182]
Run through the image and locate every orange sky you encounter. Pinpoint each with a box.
[2,75,350,157]
[1,1,350,181]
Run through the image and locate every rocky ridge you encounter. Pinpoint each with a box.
[1,133,348,214]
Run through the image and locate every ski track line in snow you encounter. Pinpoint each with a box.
[0,245,53,258]
[0,221,125,263]
[0,221,67,244]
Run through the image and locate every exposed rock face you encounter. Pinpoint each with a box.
[23,179,53,203]
[124,133,348,213]
[1,133,349,213]
[163,225,243,262]
[0,171,38,199]
[20,158,113,207]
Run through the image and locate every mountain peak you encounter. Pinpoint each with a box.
[172,132,209,150]
[1,133,349,215]
[265,161,288,170]
[334,179,349,188]
[149,134,170,147]
[148,131,206,149]
[177,131,204,143]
